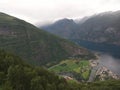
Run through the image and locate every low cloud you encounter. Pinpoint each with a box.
[0,0,120,24]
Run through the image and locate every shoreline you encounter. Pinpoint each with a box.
[88,52,120,82]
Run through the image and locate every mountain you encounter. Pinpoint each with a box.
[75,11,120,45]
[40,11,120,45]
[41,18,78,39]
[0,12,95,66]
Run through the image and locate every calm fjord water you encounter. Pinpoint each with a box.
[74,40,120,75]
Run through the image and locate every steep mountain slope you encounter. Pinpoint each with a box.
[75,11,120,45]
[40,11,120,45]
[0,12,94,66]
[41,18,78,39]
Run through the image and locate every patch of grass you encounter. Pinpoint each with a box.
[49,59,91,80]
[82,70,90,80]
[74,67,81,73]
[67,79,78,84]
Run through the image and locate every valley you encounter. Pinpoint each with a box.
[49,59,91,81]
[0,0,120,90]
[40,11,120,80]
[73,40,120,80]
[48,54,120,82]
[73,40,120,75]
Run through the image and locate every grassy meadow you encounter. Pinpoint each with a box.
[49,59,91,81]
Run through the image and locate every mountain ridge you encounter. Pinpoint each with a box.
[0,12,95,66]
[40,10,120,45]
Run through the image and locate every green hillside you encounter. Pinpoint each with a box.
[0,12,95,66]
[0,49,69,90]
[0,50,120,90]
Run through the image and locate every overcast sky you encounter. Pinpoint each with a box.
[0,0,120,25]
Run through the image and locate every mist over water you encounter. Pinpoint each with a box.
[99,53,120,75]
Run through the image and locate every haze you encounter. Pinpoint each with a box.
[0,0,120,25]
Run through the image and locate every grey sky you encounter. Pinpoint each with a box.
[0,0,120,25]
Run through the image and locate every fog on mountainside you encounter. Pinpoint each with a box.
[40,10,120,45]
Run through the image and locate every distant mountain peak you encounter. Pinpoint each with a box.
[54,18,75,25]
[40,10,120,45]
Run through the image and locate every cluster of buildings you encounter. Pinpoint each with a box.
[96,66,120,80]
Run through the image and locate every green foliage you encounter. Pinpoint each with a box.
[49,59,91,81]
[0,50,68,90]
[0,50,120,90]
[31,76,44,90]
[2,81,13,90]
[0,72,5,85]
